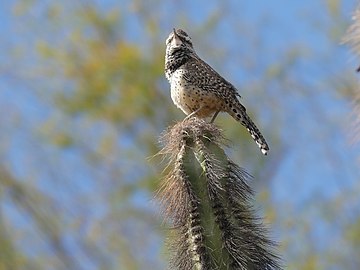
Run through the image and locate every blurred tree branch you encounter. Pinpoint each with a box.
[343,6,360,147]
[0,167,80,270]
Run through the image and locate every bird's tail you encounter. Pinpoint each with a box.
[229,103,269,155]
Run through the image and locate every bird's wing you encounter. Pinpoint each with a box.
[183,56,242,100]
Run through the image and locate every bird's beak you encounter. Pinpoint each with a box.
[172,28,182,47]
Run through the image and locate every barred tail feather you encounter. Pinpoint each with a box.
[229,104,269,155]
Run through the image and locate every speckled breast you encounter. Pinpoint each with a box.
[170,68,223,118]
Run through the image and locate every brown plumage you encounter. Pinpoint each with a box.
[165,28,269,155]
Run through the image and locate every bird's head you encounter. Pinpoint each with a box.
[166,28,194,55]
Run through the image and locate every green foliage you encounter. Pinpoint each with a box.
[36,10,166,125]
[0,0,359,269]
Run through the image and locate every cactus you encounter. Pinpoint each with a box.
[157,118,281,270]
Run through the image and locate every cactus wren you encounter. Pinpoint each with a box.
[165,28,269,155]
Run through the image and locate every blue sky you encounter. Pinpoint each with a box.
[1,0,360,269]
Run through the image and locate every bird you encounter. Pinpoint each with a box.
[165,28,269,155]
